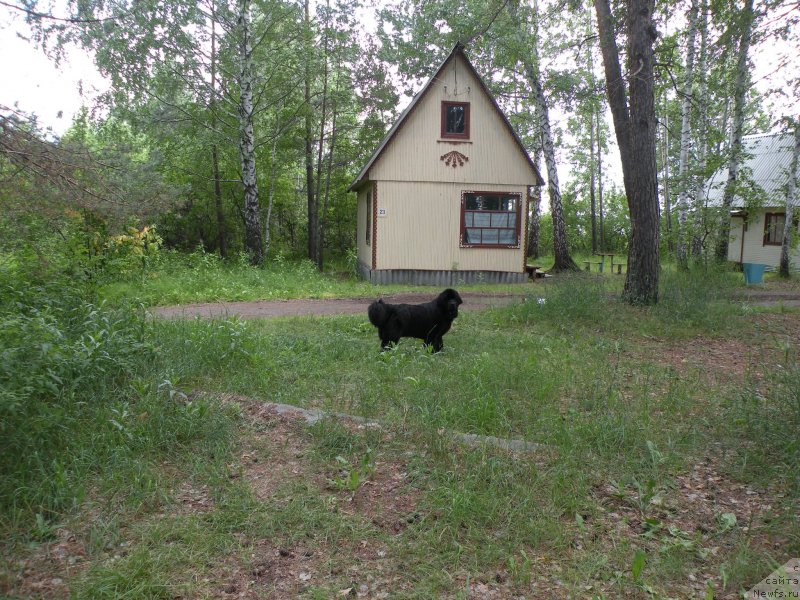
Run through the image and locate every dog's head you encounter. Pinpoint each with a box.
[438,288,463,320]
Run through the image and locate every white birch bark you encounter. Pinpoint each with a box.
[716,0,754,261]
[529,147,543,259]
[508,1,577,270]
[236,0,263,266]
[676,0,698,269]
[691,0,709,257]
[779,124,800,276]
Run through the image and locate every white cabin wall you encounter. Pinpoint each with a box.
[734,209,800,269]
[375,181,526,272]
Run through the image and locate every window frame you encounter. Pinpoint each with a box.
[763,212,784,246]
[460,191,522,249]
[441,101,470,140]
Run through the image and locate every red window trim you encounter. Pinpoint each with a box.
[460,191,522,249]
[441,101,470,140]
[763,211,784,246]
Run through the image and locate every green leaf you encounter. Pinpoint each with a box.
[717,512,737,533]
[631,549,646,583]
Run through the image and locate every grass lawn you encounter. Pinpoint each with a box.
[2,266,798,599]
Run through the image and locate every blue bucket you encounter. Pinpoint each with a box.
[742,263,767,285]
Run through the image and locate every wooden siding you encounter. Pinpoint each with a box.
[374,181,526,273]
[729,210,800,269]
[369,55,535,187]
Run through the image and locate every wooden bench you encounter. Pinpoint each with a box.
[583,261,604,272]
[525,265,544,279]
[612,263,624,274]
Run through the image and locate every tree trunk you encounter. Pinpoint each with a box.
[304,0,317,264]
[590,98,598,254]
[662,92,672,254]
[598,108,605,252]
[318,106,338,271]
[211,145,227,259]
[676,0,698,269]
[236,0,263,266]
[509,1,578,271]
[715,0,754,261]
[594,0,661,304]
[691,0,709,258]
[586,11,598,254]
[264,134,278,258]
[314,5,330,270]
[210,4,227,260]
[779,123,800,277]
[528,147,543,259]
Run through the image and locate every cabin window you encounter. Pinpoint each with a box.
[441,102,470,139]
[365,191,372,245]
[763,212,784,245]
[461,192,520,247]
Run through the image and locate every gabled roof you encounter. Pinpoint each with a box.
[347,42,544,192]
[706,132,798,208]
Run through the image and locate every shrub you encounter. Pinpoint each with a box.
[0,279,235,532]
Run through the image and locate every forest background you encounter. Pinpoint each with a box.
[1,0,797,278]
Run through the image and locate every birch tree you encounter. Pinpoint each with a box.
[528,148,543,259]
[691,0,710,257]
[714,0,755,261]
[675,0,699,270]
[508,0,579,271]
[779,122,800,277]
[235,0,263,264]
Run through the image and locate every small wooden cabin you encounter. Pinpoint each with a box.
[348,43,544,285]
[707,132,800,270]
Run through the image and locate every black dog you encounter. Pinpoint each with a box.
[367,288,463,352]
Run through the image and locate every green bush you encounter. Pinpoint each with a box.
[507,273,609,325]
[0,279,235,532]
[654,265,740,330]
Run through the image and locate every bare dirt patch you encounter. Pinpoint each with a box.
[150,291,524,320]
[191,395,428,599]
[626,311,800,384]
[4,528,89,599]
[594,445,792,600]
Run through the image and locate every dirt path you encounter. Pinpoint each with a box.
[737,289,800,307]
[150,291,526,319]
[151,288,800,319]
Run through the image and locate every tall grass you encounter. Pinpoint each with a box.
[3,251,796,597]
[0,277,237,533]
[506,265,746,339]
[99,249,391,305]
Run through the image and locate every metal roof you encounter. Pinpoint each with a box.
[705,132,797,208]
[347,43,544,192]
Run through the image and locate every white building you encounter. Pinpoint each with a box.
[706,132,799,270]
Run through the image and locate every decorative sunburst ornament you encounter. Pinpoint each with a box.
[440,150,469,168]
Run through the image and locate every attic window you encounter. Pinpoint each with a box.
[441,102,470,139]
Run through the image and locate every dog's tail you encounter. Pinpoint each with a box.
[368,298,392,328]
